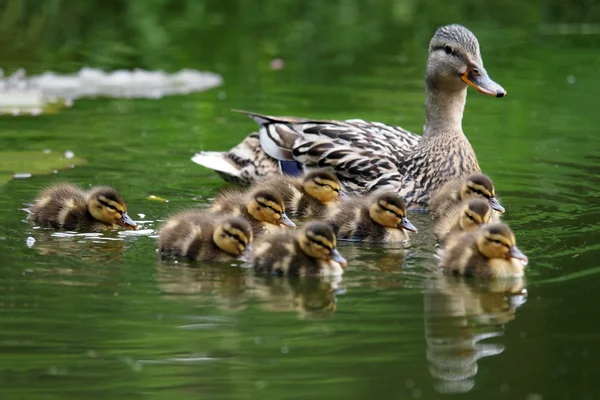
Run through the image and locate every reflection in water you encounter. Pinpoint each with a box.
[155,262,342,319]
[424,275,528,394]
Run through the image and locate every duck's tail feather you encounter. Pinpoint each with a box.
[192,133,279,186]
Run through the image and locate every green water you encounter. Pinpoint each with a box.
[1,3,600,399]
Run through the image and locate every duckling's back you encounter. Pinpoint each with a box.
[429,177,463,218]
[328,198,391,242]
[433,201,466,244]
[254,175,302,210]
[29,184,89,230]
[252,233,321,276]
[441,232,509,278]
[159,211,229,262]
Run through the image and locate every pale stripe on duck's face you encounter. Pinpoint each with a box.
[248,195,295,227]
[214,222,251,256]
[303,175,342,203]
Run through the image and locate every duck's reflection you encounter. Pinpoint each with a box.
[155,262,343,319]
[424,275,527,394]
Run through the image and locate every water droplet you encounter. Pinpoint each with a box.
[281,346,289,354]
[405,379,415,388]
[254,337,261,344]
[64,150,75,159]
[567,75,576,84]
[412,388,422,398]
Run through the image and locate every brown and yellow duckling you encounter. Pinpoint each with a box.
[251,221,347,277]
[429,173,504,219]
[159,211,252,262]
[327,192,417,243]
[211,188,295,236]
[440,223,529,278]
[434,198,492,244]
[254,168,345,219]
[29,184,137,232]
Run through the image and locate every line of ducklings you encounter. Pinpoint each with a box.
[430,173,529,278]
[158,168,419,277]
[27,170,529,279]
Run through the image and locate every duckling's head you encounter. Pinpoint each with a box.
[461,174,505,213]
[476,223,528,264]
[213,216,253,256]
[458,199,492,231]
[298,222,347,267]
[369,193,418,232]
[247,189,296,227]
[427,24,505,98]
[302,169,342,203]
[87,187,137,230]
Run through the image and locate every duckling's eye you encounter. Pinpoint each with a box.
[444,45,453,55]
[467,214,475,222]
[493,240,503,245]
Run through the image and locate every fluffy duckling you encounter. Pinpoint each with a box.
[429,174,505,219]
[159,211,252,262]
[254,169,344,219]
[440,223,529,278]
[327,192,417,242]
[434,199,492,244]
[29,184,137,231]
[211,188,295,236]
[252,221,347,277]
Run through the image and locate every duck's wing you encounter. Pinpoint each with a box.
[238,110,421,192]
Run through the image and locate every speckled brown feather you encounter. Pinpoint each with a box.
[252,232,324,277]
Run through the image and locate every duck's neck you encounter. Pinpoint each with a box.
[423,84,467,138]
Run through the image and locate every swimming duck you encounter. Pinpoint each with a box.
[192,24,506,208]
[29,184,137,231]
[327,192,417,243]
[440,223,529,278]
[434,198,492,244]
[254,168,344,219]
[251,221,347,277]
[429,173,504,219]
[159,211,252,262]
[211,188,295,236]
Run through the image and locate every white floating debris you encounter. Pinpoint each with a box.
[0,67,223,115]
[137,213,146,219]
[64,150,75,159]
[118,229,155,237]
[26,237,36,247]
[13,173,32,179]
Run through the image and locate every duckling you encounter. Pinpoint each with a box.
[211,188,295,236]
[429,173,505,219]
[159,211,252,262]
[440,223,529,278]
[252,221,347,277]
[326,192,417,243]
[254,168,345,219]
[29,184,137,232]
[434,198,492,244]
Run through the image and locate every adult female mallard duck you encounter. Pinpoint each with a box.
[159,211,252,262]
[211,187,295,236]
[327,192,417,243]
[192,24,506,208]
[440,223,529,278]
[433,198,492,244]
[429,173,504,219]
[29,184,137,232]
[253,168,344,219]
[251,221,347,277]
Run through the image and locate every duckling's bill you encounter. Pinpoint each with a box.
[400,217,418,233]
[510,245,528,265]
[117,212,138,230]
[461,65,506,98]
[279,213,296,227]
[330,248,347,267]
[489,197,505,213]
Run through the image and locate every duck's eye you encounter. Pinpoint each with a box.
[472,67,481,76]
[444,45,453,55]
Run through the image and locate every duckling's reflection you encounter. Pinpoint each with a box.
[424,275,527,394]
[29,231,126,262]
[155,262,342,319]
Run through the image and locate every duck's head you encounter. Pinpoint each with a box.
[213,216,253,256]
[302,169,343,203]
[298,221,347,266]
[247,189,295,227]
[87,187,137,230]
[476,223,528,265]
[458,199,492,231]
[427,24,505,98]
[369,192,418,232]
[460,174,505,213]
